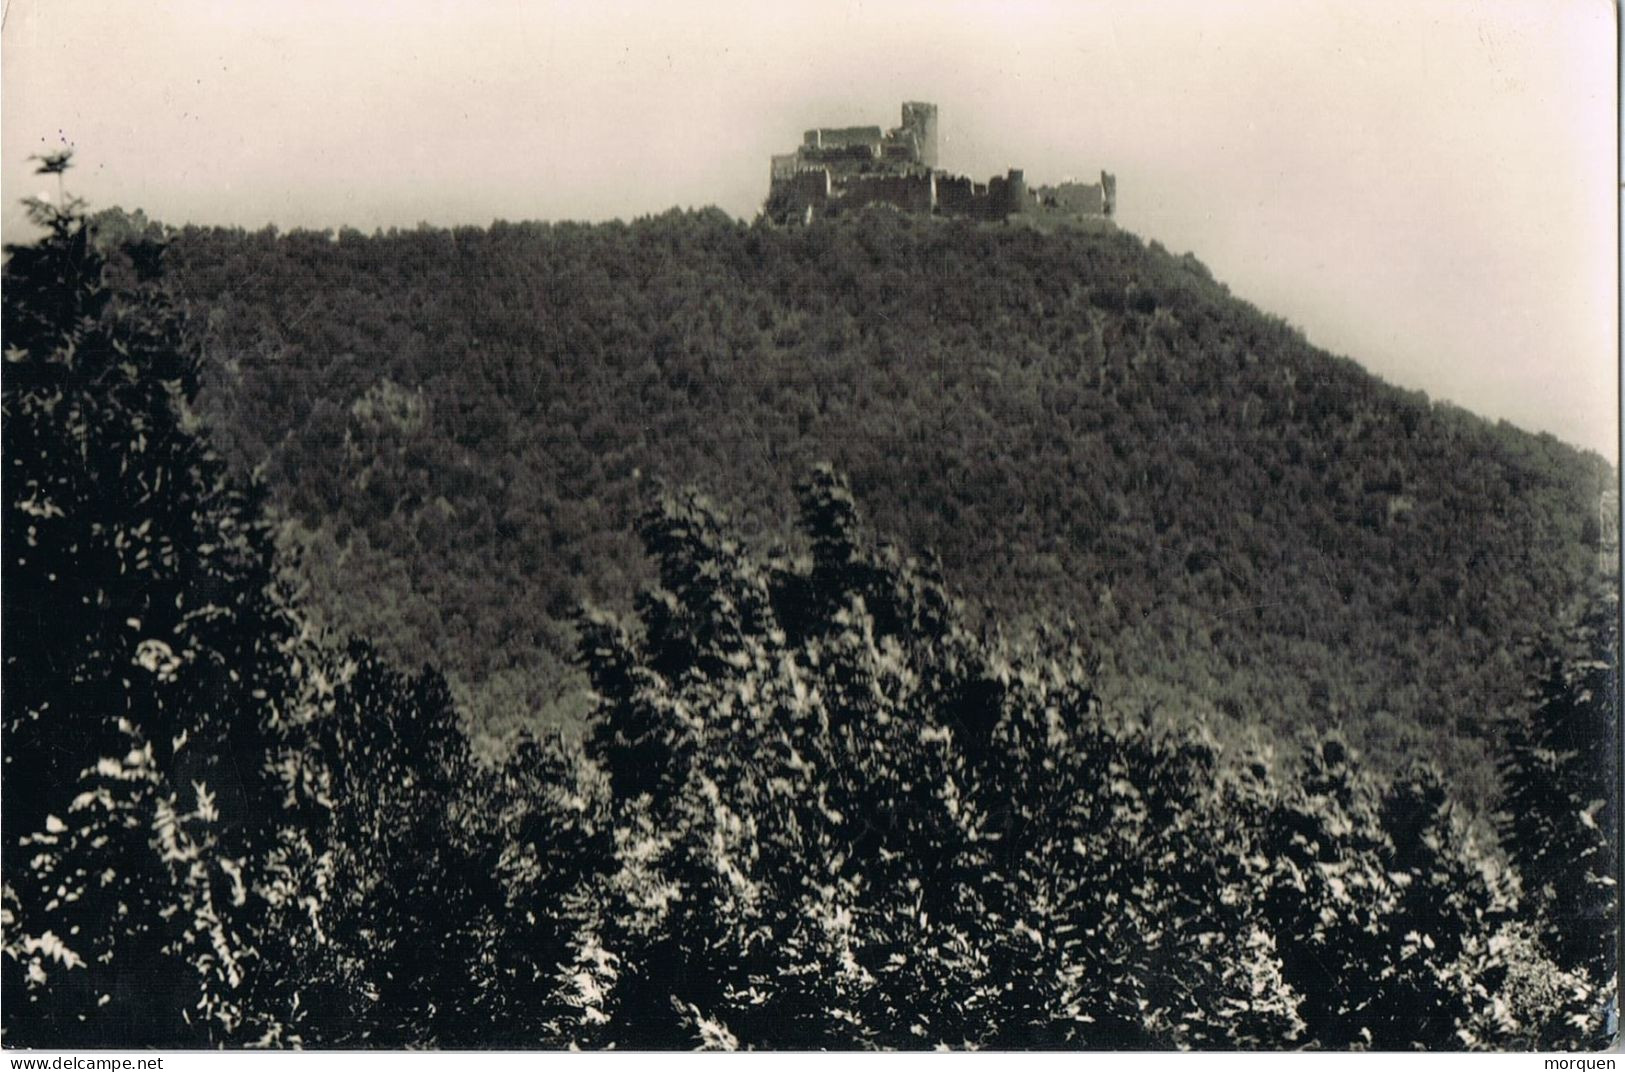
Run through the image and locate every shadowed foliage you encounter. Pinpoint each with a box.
[2,199,1615,1050]
[128,208,1610,810]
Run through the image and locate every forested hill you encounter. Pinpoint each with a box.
[126,207,1610,793]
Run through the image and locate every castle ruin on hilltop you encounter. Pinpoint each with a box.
[766,101,1115,227]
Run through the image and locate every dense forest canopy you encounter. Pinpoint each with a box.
[2,192,1617,1049]
[103,206,1613,803]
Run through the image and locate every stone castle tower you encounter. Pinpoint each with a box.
[900,101,939,169]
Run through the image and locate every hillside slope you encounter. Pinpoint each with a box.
[135,208,1610,793]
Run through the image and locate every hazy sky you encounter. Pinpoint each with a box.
[3,0,1617,459]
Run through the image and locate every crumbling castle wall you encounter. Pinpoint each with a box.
[1036,181,1101,215]
[804,126,884,150]
[837,172,935,215]
[935,174,991,219]
[770,154,801,182]
[767,168,833,224]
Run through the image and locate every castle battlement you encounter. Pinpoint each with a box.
[765,101,1113,227]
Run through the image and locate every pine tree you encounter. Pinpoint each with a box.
[1499,581,1620,1008]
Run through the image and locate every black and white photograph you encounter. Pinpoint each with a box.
[1,0,1619,1054]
